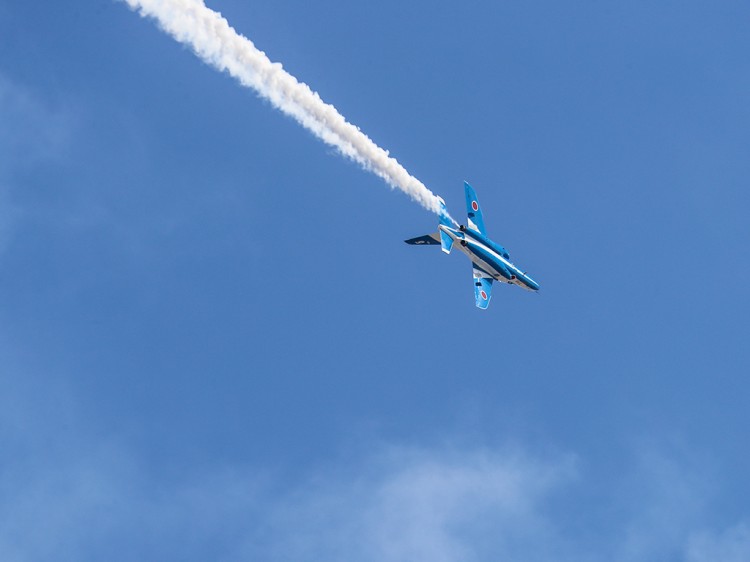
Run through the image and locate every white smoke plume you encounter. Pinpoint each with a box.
[123,0,444,215]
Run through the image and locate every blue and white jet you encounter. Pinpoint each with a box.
[406,182,539,309]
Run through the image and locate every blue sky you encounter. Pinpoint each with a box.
[1,0,749,560]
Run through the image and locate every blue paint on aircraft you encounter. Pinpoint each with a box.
[405,182,539,309]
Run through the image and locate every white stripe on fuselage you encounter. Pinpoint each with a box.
[440,226,535,290]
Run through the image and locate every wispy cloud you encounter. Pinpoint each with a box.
[0,363,572,561]
[0,352,747,561]
[611,441,716,562]
[687,522,750,562]
[0,76,70,163]
[0,74,73,252]
[249,446,575,562]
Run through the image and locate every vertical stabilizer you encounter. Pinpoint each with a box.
[437,197,453,228]
[437,197,454,253]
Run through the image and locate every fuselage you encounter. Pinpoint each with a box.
[439,224,540,292]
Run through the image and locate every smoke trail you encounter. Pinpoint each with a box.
[123,0,444,215]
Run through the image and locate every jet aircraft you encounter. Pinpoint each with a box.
[405,182,539,309]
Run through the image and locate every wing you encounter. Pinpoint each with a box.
[464,181,487,235]
[473,267,493,309]
[404,233,441,245]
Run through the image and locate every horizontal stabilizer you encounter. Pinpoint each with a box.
[440,230,454,254]
[404,233,440,246]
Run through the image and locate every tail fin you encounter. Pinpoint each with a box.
[437,197,453,228]
[437,197,455,253]
[464,182,486,235]
[405,197,455,252]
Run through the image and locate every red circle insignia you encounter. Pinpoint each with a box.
[480,290,488,300]
[471,201,479,211]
